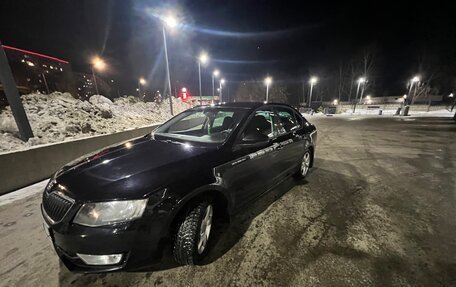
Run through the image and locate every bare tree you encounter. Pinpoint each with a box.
[234,80,289,103]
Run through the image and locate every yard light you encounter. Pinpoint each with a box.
[212,69,220,101]
[198,52,209,105]
[333,99,338,105]
[403,94,407,99]
[408,75,420,105]
[199,52,209,65]
[92,56,106,71]
[308,76,318,107]
[160,13,180,115]
[163,15,178,28]
[220,78,225,102]
[91,56,106,95]
[353,76,367,112]
[264,76,272,102]
[450,93,455,112]
[138,77,146,98]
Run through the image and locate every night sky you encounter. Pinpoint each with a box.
[1,0,455,103]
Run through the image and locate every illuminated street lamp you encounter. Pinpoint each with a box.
[212,69,219,102]
[220,78,225,102]
[308,76,318,107]
[407,75,420,105]
[161,14,179,115]
[264,76,272,102]
[449,93,455,112]
[91,56,106,95]
[333,99,338,105]
[138,77,146,99]
[356,77,366,103]
[198,52,209,105]
[352,76,367,112]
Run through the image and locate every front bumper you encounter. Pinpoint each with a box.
[42,204,171,273]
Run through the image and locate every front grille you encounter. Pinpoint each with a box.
[43,191,74,223]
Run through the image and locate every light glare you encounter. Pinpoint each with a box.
[199,52,209,64]
[92,56,106,71]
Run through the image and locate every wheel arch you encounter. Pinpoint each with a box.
[168,186,231,236]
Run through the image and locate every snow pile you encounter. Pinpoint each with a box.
[340,108,453,117]
[0,92,190,153]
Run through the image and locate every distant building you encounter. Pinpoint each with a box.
[1,45,76,96]
[73,72,111,100]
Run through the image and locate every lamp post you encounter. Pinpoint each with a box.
[212,69,219,103]
[138,77,146,99]
[220,78,225,102]
[91,56,106,95]
[408,75,420,105]
[353,77,366,113]
[264,76,272,102]
[308,76,318,108]
[198,52,209,105]
[449,93,455,112]
[357,77,366,103]
[161,15,178,115]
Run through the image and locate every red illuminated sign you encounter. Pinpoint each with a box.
[180,87,191,102]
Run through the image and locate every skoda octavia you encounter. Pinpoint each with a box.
[41,102,317,272]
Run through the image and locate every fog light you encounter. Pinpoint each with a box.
[76,253,123,265]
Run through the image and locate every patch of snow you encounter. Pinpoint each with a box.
[0,92,191,153]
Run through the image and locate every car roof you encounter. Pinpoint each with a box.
[192,102,295,111]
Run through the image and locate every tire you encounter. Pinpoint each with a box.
[173,201,213,265]
[295,150,311,179]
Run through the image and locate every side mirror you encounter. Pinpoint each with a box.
[238,132,270,149]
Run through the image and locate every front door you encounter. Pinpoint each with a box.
[215,108,280,209]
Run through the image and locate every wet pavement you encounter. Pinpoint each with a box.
[1,115,455,286]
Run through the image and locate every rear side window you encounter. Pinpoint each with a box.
[212,111,235,128]
[274,107,300,134]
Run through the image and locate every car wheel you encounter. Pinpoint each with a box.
[295,150,311,179]
[173,201,213,265]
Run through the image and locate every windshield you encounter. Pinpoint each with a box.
[154,107,248,144]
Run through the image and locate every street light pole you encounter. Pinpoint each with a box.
[308,77,318,108]
[198,62,202,105]
[162,27,173,115]
[220,78,225,102]
[353,77,366,113]
[212,70,219,103]
[198,52,209,106]
[92,68,99,95]
[137,82,141,98]
[264,76,272,102]
[91,56,106,96]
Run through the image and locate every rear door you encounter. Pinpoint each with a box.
[272,106,306,176]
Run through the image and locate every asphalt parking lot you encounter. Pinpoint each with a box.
[1,115,455,286]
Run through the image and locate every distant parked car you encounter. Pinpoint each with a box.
[41,102,317,272]
[299,107,314,115]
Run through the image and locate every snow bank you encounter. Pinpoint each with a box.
[0,92,190,153]
[340,108,453,117]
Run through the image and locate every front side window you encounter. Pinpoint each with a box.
[243,110,277,139]
[154,108,247,144]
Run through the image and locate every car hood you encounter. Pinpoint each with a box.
[54,135,218,201]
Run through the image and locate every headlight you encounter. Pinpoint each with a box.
[73,199,148,227]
